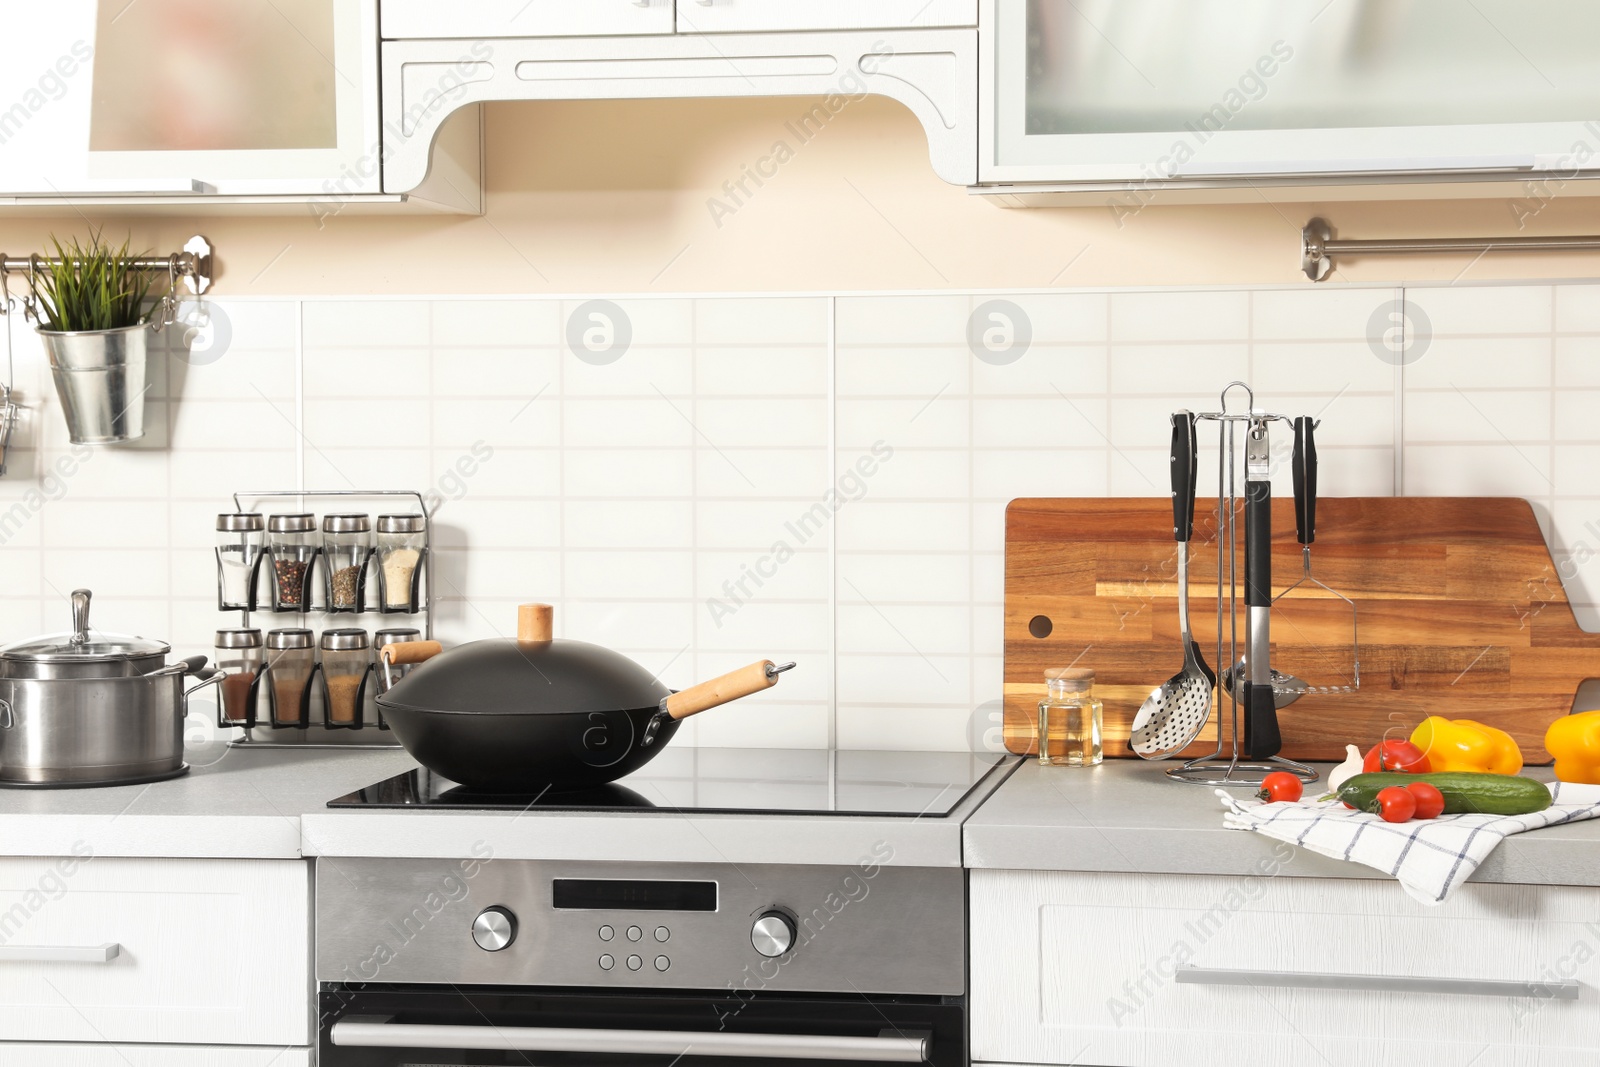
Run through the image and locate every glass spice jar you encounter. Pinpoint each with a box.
[267,514,317,612]
[215,514,265,611]
[214,629,263,723]
[322,514,371,613]
[264,628,315,725]
[320,628,371,727]
[1037,668,1104,767]
[375,514,427,613]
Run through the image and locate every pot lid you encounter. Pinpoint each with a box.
[377,603,669,716]
[0,589,170,664]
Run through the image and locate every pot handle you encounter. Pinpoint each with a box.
[380,640,443,693]
[70,588,91,646]
[662,660,795,721]
[152,654,211,679]
[381,640,444,666]
[0,698,11,730]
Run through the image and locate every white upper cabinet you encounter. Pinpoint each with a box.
[676,0,977,34]
[0,0,381,198]
[981,0,1600,185]
[380,0,675,39]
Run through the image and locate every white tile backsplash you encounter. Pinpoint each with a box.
[2,284,1596,749]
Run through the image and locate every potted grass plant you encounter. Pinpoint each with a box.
[28,232,164,444]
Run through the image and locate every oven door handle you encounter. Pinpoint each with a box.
[330,1019,929,1062]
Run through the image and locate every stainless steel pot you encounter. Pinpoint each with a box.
[0,589,212,788]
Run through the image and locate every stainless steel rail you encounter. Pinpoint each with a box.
[1177,964,1580,1000]
[0,235,213,295]
[1302,217,1600,280]
[330,1020,931,1061]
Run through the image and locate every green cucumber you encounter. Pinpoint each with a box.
[1334,772,1552,816]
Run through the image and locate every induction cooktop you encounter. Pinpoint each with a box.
[328,748,1018,817]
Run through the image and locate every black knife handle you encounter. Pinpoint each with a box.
[1171,411,1198,544]
[1293,416,1318,548]
[1244,477,1272,608]
[1244,682,1282,759]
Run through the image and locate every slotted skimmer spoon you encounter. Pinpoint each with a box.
[1130,411,1217,758]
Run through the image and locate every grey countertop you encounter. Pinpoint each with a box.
[13,747,1595,883]
[963,758,1600,886]
[0,745,418,860]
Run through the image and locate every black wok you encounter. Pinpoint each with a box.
[375,603,794,793]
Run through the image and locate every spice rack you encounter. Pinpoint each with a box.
[216,489,434,749]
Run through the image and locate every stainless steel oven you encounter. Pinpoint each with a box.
[316,858,969,1067]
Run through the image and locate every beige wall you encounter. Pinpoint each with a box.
[5,95,1600,295]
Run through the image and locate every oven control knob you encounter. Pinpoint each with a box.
[472,906,517,952]
[751,911,796,958]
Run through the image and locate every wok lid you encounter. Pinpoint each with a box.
[377,604,670,716]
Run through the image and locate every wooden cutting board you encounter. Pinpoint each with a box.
[1004,497,1600,763]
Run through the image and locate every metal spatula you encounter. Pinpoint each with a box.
[1130,412,1216,758]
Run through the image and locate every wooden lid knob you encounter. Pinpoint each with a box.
[518,603,553,643]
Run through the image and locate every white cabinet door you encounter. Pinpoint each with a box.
[0,0,381,197]
[381,0,675,38]
[982,0,1600,185]
[973,869,1600,1067]
[0,857,309,1047]
[0,1046,308,1067]
[678,0,976,33]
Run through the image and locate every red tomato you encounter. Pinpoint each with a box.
[1255,771,1303,803]
[1406,782,1445,820]
[1373,785,1417,823]
[1363,740,1431,774]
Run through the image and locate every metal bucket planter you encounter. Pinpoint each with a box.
[36,321,152,444]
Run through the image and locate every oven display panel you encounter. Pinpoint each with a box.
[552,879,718,912]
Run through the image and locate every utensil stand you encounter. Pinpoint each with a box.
[1167,384,1319,787]
[219,489,433,750]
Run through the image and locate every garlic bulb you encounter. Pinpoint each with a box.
[1326,744,1364,794]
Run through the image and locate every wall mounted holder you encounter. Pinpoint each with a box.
[1303,217,1600,280]
[0,235,216,455]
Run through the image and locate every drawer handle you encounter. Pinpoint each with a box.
[331,1019,928,1061]
[1175,965,1578,1001]
[0,943,120,964]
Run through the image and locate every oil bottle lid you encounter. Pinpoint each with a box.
[1044,667,1094,691]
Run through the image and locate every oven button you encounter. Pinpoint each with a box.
[472,906,517,952]
[751,911,796,958]
[599,925,615,941]
[599,954,614,970]
[626,954,643,971]
[655,926,670,942]
[655,955,670,971]
[626,925,643,942]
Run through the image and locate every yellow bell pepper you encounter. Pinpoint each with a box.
[1545,711,1600,784]
[1409,716,1523,775]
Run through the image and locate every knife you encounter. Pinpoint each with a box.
[1243,417,1282,759]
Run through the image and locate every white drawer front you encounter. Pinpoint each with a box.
[381,0,674,38]
[0,1046,308,1067]
[0,857,308,1046]
[973,869,1600,1067]
[676,0,976,33]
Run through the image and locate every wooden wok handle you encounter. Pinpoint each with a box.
[664,660,786,721]
[381,640,443,666]
[519,603,553,643]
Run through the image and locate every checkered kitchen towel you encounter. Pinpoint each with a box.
[1218,781,1600,905]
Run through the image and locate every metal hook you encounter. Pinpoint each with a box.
[1219,380,1253,415]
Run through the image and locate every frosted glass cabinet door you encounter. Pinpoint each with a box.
[0,0,380,197]
[982,0,1600,184]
